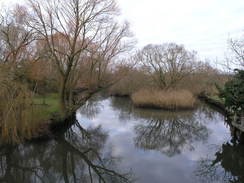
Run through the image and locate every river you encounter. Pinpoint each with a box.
[0,95,243,183]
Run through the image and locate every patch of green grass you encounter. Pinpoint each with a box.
[209,95,225,104]
[33,93,61,121]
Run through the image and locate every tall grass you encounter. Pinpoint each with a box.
[0,70,54,144]
[0,82,38,143]
[131,89,196,110]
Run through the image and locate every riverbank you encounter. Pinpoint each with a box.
[198,94,226,113]
[31,93,78,141]
[2,91,228,144]
[0,88,103,144]
[0,93,72,144]
[111,91,227,116]
[31,112,76,141]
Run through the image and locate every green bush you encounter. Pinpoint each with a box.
[219,69,244,116]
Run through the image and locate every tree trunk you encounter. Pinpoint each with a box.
[60,79,67,115]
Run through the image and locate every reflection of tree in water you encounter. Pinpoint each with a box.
[196,102,225,125]
[78,94,107,119]
[134,115,209,157]
[0,121,133,183]
[195,141,244,183]
[110,96,196,121]
[109,97,135,121]
[79,96,224,158]
[110,96,221,122]
[110,97,212,157]
[79,96,221,125]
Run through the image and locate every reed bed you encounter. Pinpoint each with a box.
[131,89,196,110]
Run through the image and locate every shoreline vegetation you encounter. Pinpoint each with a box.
[0,92,62,144]
[107,46,228,111]
[131,89,196,110]
[110,88,226,112]
[24,92,227,143]
[31,91,228,144]
[198,94,226,113]
[108,69,226,111]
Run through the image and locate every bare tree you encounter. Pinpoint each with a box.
[27,0,132,113]
[0,5,34,66]
[135,43,197,89]
[229,37,244,68]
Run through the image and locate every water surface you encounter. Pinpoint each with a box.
[77,96,244,183]
[0,96,243,183]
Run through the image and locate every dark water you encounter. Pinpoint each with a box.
[0,96,244,183]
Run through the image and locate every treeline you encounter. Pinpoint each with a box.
[110,43,228,109]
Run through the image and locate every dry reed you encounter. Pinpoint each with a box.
[0,70,43,144]
[131,89,196,110]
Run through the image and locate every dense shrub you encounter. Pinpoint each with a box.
[219,69,244,116]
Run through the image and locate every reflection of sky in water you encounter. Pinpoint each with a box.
[77,98,231,183]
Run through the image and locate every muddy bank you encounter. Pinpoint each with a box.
[30,113,77,142]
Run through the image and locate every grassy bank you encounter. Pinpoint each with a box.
[33,93,60,121]
[131,89,196,110]
[0,89,61,144]
[199,94,226,112]
[208,95,225,104]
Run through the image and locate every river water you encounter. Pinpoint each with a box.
[0,95,243,183]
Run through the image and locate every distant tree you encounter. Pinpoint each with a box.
[0,5,34,66]
[229,37,244,68]
[135,43,197,89]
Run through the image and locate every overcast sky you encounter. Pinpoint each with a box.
[1,0,244,63]
[117,0,244,63]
